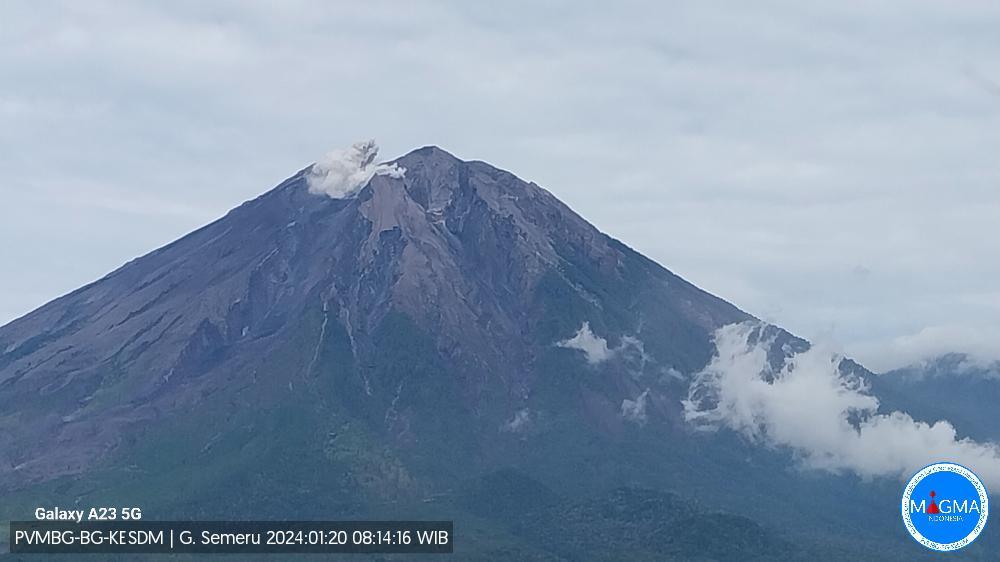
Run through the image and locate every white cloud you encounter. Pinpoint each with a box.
[850,324,1000,373]
[556,322,654,368]
[621,389,650,425]
[306,140,405,199]
[557,322,612,364]
[685,322,1000,488]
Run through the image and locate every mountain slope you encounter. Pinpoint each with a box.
[1,145,994,560]
[0,146,750,487]
[873,353,1000,442]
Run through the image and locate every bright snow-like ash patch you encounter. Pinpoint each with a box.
[307,140,405,199]
[557,322,612,364]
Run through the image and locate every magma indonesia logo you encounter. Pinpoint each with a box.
[902,463,989,551]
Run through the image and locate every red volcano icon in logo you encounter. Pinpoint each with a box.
[927,491,941,514]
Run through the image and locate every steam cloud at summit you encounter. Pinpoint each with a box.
[306,140,405,199]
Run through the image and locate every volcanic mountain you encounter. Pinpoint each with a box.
[0,144,752,483]
[0,145,990,560]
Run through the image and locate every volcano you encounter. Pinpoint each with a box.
[0,144,983,560]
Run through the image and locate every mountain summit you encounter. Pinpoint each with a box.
[0,144,752,486]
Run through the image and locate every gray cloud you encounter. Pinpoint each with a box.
[685,322,1000,487]
[0,1,997,370]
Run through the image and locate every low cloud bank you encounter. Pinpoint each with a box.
[684,322,1000,487]
[852,324,1000,373]
[306,140,404,199]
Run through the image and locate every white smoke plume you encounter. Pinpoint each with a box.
[684,322,1000,487]
[306,140,405,199]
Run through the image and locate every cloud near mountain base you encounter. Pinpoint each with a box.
[684,322,1000,487]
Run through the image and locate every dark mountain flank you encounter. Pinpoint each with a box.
[0,146,747,486]
[0,146,992,560]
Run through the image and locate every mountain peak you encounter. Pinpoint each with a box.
[0,143,753,487]
[395,144,462,163]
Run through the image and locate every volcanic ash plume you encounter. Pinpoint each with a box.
[306,140,405,199]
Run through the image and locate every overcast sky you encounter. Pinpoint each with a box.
[1,1,998,372]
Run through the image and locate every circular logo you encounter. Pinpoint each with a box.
[901,462,989,551]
